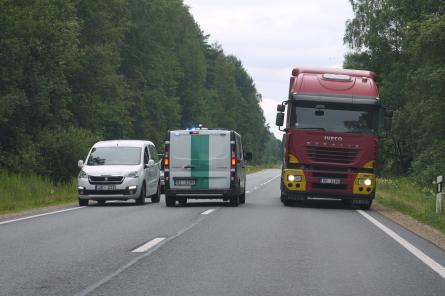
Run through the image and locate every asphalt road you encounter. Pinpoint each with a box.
[1,169,444,296]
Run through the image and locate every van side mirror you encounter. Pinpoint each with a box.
[276,112,284,126]
[78,160,84,168]
[384,108,393,131]
[245,152,253,161]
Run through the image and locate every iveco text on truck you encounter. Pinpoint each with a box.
[276,68,393,209]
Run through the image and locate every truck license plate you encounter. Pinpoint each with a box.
[95,185,116,190]
[320,178,341,185]
[175,179,196,186]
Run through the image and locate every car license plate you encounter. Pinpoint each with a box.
[175,179,196,186]
[320,178,341,185]
[95,185,116,191]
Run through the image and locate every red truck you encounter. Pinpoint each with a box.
[276,68,393,209]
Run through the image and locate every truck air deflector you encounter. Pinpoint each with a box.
[292,93,380,105]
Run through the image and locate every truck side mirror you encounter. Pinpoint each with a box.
[277,104,285,112]
[384,108,393,131]
[244,152,253,161]
[276,112,284,126]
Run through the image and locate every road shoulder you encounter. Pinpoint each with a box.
[373,202,445,251]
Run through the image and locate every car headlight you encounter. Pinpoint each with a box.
[127,171,139,178]
[78,170,88,179]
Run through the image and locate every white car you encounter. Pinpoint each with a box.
[77,140,161,206]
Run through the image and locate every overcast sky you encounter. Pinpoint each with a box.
[183,0,354,138]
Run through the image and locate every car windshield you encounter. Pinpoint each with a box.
[291,101,379,134]
[87,147,141,166]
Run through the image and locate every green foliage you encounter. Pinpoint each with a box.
[377,178,445,234]
[0,172,76,215]
[0,0,280,182]
[344,1,445,185]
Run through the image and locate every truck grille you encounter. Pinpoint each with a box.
[89,176,124,184]
[306,146,358,164]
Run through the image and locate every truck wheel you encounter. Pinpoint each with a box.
[362,199,372,210]
[97,200,106,205]
[79,198,89,206]
[151,182,161,203]
[282,192,292,207]
[135,184,146,205]
[230,194,239,207]
[165,194,176,207]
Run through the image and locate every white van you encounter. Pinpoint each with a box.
[77,140,161,206]
[163,129,251,207]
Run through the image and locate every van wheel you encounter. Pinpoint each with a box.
[135,184,146,205]
[151,182,161,203]
[230,194,239,207]
[165,194,176,207]
[79,198,89,206]
[239,190,246,204]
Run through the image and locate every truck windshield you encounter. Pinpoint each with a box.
[291,101,379,134]
[87,147,141,166]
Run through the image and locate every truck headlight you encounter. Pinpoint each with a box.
[127,171,139,178]
[358,178,372,186]
[288,174,302,182]
[78,170,88,179]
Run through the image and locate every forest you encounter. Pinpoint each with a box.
[0,0,281,182]
[344,0,445,185]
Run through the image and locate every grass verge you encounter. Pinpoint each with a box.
[0,172,77,216]
[376,178,445,234]
[246,163,280,174]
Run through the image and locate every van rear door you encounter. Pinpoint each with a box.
[169,130,230,190]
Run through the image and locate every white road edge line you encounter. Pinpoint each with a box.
[0,207,86,226]
[201,209,215,215]
[132,237,166,253]
[357,210,445,279]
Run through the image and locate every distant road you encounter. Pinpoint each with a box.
[1,169,444,295]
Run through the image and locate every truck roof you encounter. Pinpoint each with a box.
[289,67,379,98]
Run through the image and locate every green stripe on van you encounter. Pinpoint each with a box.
[191,135,209,189]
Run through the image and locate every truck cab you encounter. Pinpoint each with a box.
[276,68,393,209]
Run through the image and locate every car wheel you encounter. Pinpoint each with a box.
[165,194,176,207]
[79,198,89,206]
[135,183,146,205]
[151,182,161,203]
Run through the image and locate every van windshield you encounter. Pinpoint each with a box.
[87,147,141,166]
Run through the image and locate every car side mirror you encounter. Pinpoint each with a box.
[146,159,155,168]
[276,112,284,126]
[78,160,84,168]
[244,152,253,161]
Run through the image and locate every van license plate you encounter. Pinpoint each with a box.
[175,179,196,186]
[320,178,341,185]
[95,185,116,191]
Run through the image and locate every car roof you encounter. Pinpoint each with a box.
[93,140,153,148]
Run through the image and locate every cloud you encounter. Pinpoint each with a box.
[184,0,354,138]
